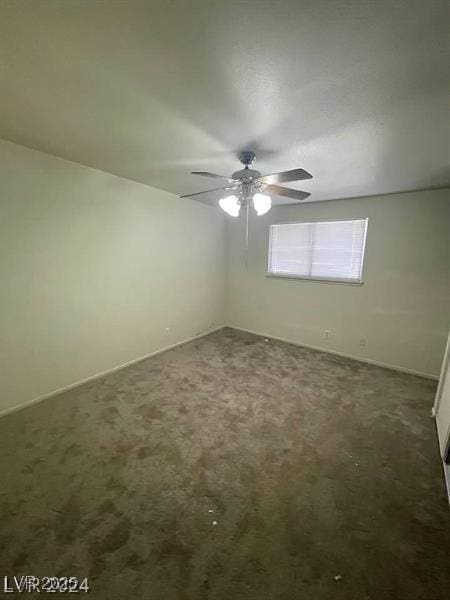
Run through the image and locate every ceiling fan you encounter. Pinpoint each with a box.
[180,151,312,217]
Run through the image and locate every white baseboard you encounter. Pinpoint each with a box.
[0,325,226,420]
[1,323,438,420]
[227,325,439,380]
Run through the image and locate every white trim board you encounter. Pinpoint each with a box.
[0,325,226,420]
[228,325,439,380]
[443,462,450,506]
[432,331,450,416]
[435,416,450,505]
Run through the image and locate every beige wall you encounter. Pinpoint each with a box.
[0,140,226,414]
[227,189,450,377]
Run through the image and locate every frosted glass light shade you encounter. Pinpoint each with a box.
[253,193,272,215]
[219,195,240,217]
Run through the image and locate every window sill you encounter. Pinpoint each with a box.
[266,273,364,286]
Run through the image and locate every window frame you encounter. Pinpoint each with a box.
[266,217,368,285]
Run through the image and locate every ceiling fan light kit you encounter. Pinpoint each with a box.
[219,195,240,217]
[180,151,313,217]
[252,193,272,216]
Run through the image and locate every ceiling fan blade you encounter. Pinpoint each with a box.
[191,171,232,181]
[259,168,312,185]
[180,186,234,198]
[265,185,311,201]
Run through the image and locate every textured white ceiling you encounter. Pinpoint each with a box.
[1,0,449,205]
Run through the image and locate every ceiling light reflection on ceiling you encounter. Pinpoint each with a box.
[219,195,240,217]
[252,193,272,215]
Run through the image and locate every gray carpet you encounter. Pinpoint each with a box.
[1,327,449,599]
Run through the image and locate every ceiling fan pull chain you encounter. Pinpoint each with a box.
[245,199,249,271]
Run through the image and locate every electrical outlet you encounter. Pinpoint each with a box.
[165,327,170,336]
[359,337,367,347]
[323,330,331,339]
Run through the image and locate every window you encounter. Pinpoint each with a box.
[267,218,368,284]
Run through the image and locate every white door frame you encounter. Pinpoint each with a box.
[433,331,450,417]
[433,330,450,461]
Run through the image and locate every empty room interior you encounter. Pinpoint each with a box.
[1,1,450,599]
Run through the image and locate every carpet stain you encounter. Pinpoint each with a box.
[89,517,131,557]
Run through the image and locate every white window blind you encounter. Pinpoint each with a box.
[268,219,368,283]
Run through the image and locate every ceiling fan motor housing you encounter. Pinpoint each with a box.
[233,152,265,202]
[231,167,261,181]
